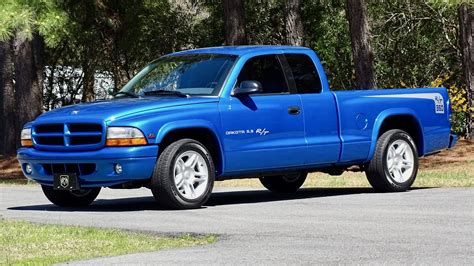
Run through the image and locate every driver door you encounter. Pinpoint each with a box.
[219,54,306,173]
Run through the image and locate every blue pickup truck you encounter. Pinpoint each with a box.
[17,46,456,209]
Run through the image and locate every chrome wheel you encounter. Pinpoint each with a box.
[386,139,414,183]
[174,151,209,200]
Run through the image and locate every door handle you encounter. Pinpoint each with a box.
[288,106,301,115]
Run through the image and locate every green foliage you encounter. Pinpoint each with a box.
[431,74,469,135]
[366,0,469,133]
[427,0,474,6]
[451,111,468,135]
[0,0,67,47]
[0,0,34,41]
[303,0,354,89]
[188,0,224,47]
[0,0,470,135]
[245,0,286,44]
[369,0,461,88]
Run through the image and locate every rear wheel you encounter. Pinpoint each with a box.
[151,139,215,209]
[259,172,307,193]
[365,129,419,192]
[41,185,101,207]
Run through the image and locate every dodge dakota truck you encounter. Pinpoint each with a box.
[17,46,457,209]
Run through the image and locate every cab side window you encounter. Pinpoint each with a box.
[237,55,289,94]
[285,54,322,94]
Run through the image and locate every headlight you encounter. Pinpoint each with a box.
[106,127,147,146]
[21,128,33,147]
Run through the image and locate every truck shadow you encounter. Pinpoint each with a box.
[8,187,433,212]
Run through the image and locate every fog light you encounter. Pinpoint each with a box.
[114,163,123,174]
[25,163,33,174]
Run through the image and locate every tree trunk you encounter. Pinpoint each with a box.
[14,34,44,150]
[346,0,376,89]
[81,43,95,102]
[284,0,304,46]
[222,0,247,45]
[113,65,128,93]
[459,4,474,140]
[81,61,95,102]
[33,34,45,111]
[1,39,17,156]
[0,41,5,154]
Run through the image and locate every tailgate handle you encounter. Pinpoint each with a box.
[288,106,301,115]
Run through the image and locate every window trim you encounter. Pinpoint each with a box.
[277,54,298,94]
[247,92,291,97]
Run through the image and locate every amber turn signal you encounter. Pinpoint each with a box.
[106,138,147,146]
[21,139,33,147]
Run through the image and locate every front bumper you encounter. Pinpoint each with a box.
[17,146,158,188]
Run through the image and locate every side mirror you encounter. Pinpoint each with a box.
[232,80,262,96]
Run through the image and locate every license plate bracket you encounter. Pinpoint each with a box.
[53,173,80,190]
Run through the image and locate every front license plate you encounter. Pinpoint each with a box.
[53,173,80,190]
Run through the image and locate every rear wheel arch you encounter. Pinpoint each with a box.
[370,111,424,159]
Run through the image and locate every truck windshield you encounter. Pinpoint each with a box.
[118,54,236,97]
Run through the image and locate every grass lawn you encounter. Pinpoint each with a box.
[0,218,216,265]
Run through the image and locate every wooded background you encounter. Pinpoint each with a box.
[1,0,473,157]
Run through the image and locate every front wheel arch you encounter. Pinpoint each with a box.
[157,126,224,176]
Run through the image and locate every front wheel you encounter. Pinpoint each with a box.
[259,172,307,193]
[365,129,419,192]
[151,139,215,209]
[41,185,101,207]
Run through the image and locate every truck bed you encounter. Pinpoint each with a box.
[333,87,451,163]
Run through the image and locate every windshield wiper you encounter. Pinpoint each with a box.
[114,91,139,98]
[143,90,189,98]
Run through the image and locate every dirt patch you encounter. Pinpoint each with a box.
[419,139,474,170]
[0,156,23,179]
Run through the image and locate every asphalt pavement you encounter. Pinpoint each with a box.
[0,185,472,265]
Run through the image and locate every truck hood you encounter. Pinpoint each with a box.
[36,97,218,122]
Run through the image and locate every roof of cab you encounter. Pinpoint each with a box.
[170,45,311,56]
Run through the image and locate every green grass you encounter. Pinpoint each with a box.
[0,178,31,186]
[0,219,216,265]
[415,168,474,187]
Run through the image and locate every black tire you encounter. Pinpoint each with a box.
[41,185,101,207]
[365,129,419,192]
[151,139,215,209]
[259,172,307,193]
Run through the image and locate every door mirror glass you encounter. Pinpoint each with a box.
[232,80,262,96]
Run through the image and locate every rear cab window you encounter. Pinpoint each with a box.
[284,53,322,94]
